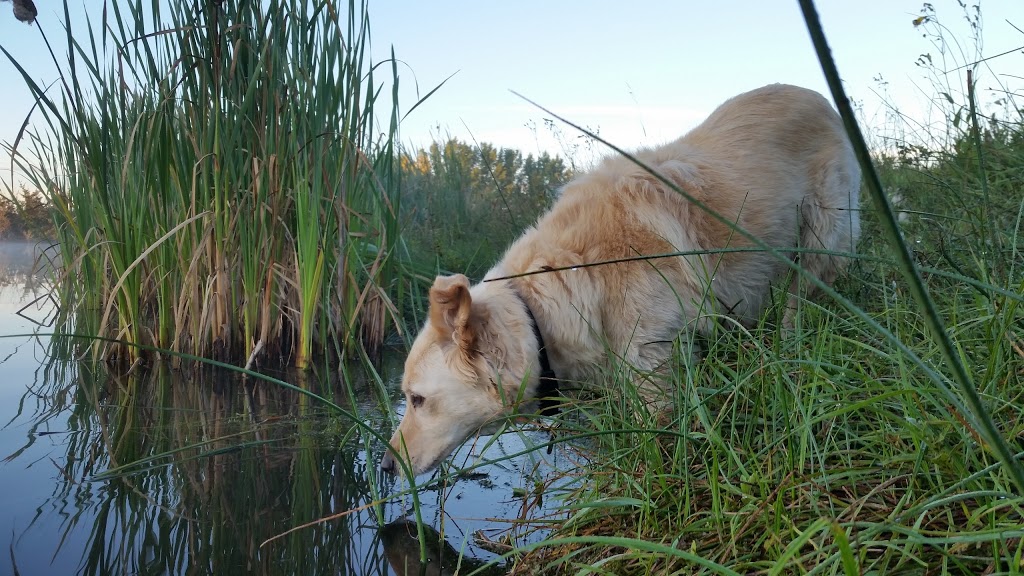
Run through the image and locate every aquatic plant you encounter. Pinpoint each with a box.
[2,0,407,370]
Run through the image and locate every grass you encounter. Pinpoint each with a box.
[1,0,408,370]
[506,295,1024,573]
[411,5,1024,575]
[3,0,1023,573]
[471,37,1023,576]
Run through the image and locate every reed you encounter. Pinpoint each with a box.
[1,0,406,370]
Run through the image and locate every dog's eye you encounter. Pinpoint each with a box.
[410,394,425,408]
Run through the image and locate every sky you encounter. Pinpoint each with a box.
[0,0,1022,190]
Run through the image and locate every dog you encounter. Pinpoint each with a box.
[380,84,861,476]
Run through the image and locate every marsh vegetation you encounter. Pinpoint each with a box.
[1,0,1023,574]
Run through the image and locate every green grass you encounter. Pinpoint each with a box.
[467,10,1024,575]
[1,0,408,370]
[4,0,1023,573]
[507,288,1024,573]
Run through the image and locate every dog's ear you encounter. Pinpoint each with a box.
[428,274,476,350]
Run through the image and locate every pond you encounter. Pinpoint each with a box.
[0,242,579,575]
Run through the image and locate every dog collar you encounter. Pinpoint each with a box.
[518,294,560,413]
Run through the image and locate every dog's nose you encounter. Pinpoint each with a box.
[380,452,397,475]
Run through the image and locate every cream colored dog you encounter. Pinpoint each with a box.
[380,84,861,476]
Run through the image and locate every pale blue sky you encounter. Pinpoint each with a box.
[1,1,1021,190]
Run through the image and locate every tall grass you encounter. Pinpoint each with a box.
[477,6,1024,574]
[355,4,1024,574]
[1,0,406,370]
[399,139,572,279]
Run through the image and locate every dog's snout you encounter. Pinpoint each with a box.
[380,451,397,475]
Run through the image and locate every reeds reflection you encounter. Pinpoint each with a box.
[1,245,579,575]
[2,344,580,575]
[4,358,399,575]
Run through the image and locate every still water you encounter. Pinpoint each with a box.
[0,242,577,575]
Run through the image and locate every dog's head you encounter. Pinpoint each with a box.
[380,274,537,476]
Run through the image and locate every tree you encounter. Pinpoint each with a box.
[398,139,573,278]
[0,187,56,240]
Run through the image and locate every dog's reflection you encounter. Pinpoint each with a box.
[380,520,505,576]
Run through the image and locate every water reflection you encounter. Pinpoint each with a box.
[0,241,43,284]
[380,520,505,576]
[0,241,56,326]
[0,243,579,575]
[5,361,573,575]
[7,362,390,574]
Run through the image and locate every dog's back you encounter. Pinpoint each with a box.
[498,84,860,377]
[680,83,861,295]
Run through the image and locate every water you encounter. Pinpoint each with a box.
[0,242,578,575]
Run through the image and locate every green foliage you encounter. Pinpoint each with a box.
[488,5,1024,573]
[399,138,572,279]
[0,188,56,240]
[1,0,407,369]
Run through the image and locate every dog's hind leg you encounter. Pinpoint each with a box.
[615,332,694,427]
[786,151,861,328]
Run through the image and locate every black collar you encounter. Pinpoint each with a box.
[518,294,560,414]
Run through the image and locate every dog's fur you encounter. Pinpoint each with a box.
[380,84,861,476]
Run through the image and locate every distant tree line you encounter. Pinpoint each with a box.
[0,139,569,271]
[0,188,56,240]
[400,138,573,279]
